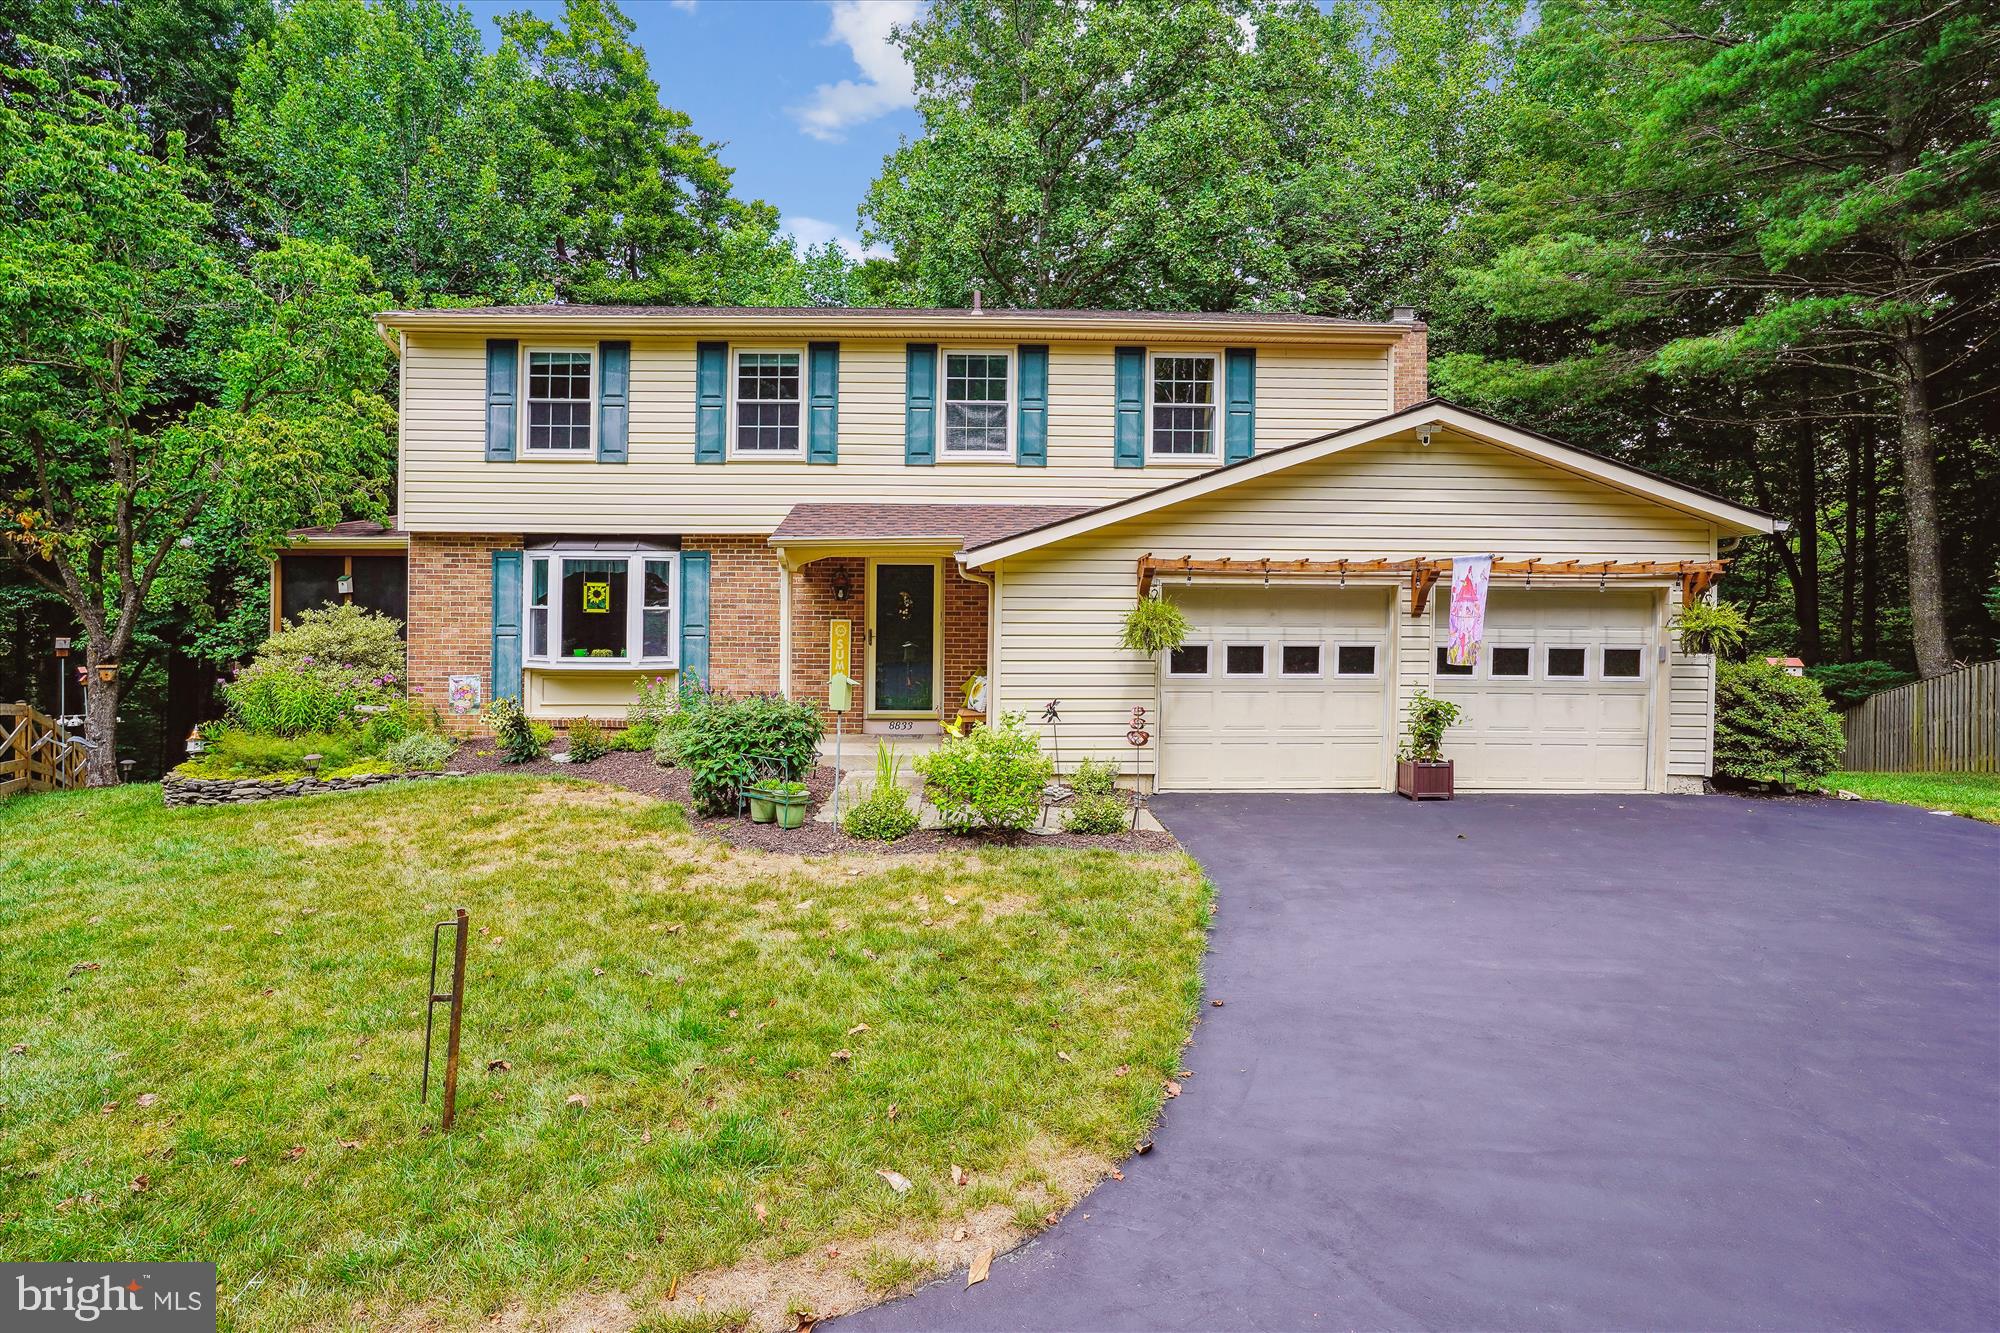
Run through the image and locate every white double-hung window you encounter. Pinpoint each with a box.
[733,349,803,455]
[941,349,1012,458]
[524,349,595,454]
[1149,352,1219,459]
[525,547,678,668]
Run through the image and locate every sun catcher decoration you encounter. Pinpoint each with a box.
[582,580,611,614]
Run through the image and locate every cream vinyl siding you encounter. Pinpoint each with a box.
[398,336,1392,532]
[988,429,1719,789]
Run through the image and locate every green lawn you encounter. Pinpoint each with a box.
[0,777,1210,1331]
[1829,770,2000,823]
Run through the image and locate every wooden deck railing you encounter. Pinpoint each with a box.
[1841,660,1998,774]
[0,703,89,796]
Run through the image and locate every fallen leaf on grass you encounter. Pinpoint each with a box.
[1114,1063,1129,1077]
[846,1023,870,1036]
[229,1157,247,1168]
[68,962,100,976]
[1056,1051,1073,1064]
[285,1145,306,1161]
[1210,998,1225,1007]
[1135,1139,1154,1155]
[130,1175,149,1193]
[100,1101,118,1115]
[886,1103,899,1120]
[7,1044,24,1056]
[1109,1168,1124,1180]
[876,1169,911,1194]
[1042,1211,1058,1227]
[641,1128,652,1145]
[486,1059,511,1073]
[966,1247,992,1288]
[950,1164,967,1187]
[338,1140,361,1151]
[1163,1080,1181,1098]
[592,967,604,977]
[754,1202,768,1226]
[830,1049,852,1063]
[952,1227,969,1242]
[565,1093,588,1108]
[135,1093,157,1108]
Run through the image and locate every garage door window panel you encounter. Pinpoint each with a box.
[1435,645,1477,676]
[1546,646,1589,679]
[1167,643,1211,677]
[1489,646,1532,678]
[1281,644,1322,678]
[1335,644,1378,678]
[1602,647,1645,679]
[1224,643,1268,677]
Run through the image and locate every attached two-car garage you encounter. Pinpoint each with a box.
[1156,584,1661,793]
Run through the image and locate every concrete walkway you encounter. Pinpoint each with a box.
[838,793,2000,1331]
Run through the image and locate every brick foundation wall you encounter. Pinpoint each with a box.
[688,533,783,694]
[1392,323,1429,409]
[407,532,522,734]
[788,558,989,728]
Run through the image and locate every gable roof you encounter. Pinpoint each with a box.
[960,399,1778,567]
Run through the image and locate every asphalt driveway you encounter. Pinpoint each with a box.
[841,793,2000,1331]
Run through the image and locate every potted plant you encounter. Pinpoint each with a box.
[745,783,777,823]
[768,779,811,829]
[1396,689,1462,800]
[1120,595,1192,657]
[1672,599,1750,659]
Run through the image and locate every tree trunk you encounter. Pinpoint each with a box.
[1839,423,1858,660]
[1892,330,1953,676]
[1862,429,1879,660]
[1791,414,1822,664]
[81,649,122,787]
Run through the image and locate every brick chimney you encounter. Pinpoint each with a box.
[1389,305,1428,409]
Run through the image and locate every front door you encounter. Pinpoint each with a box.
[869,561,939,716]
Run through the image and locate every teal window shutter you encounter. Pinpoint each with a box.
[1224,347,1256,463]
[598,340,630,463]
[490,550,523,702]
[680,550,710,685]
[485,339,518,462]
[905,343,937,466]
[1016,344,1048,466]
[1114,345,1145,468]
[808,341,839,464]
[695,341,727,464]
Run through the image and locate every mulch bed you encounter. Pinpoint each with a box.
[449,743,1179,856]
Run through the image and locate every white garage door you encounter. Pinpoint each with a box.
[1436,589,1657,791]
[1159,586,1392,791]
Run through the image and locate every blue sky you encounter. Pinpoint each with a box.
[464,0,923,257]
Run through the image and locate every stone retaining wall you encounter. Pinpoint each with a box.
[163,770,462,808]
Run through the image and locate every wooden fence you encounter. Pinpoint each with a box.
[0,703,89,796]
[1841,660,1999,774]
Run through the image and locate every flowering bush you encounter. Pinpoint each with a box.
[222,604,405,736]
[255,604,404,680]
[915,713,1052,832]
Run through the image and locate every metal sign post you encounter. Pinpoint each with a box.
[421,908,470,1131]
[828,619,855,825]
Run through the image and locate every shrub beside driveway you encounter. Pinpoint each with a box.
[0,777,1209,1329]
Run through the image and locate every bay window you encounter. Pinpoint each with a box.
[524,548,678,667]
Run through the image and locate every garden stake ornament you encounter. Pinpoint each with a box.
[421,908,470,1131]
[1127,706,1151,833]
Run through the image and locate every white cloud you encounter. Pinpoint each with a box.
[791,0,923,143]
[786,215,890,260]
[666,0,697,11]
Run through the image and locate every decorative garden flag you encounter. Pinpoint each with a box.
[1446,555,1493,667]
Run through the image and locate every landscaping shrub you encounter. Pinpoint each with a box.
[485,697,550,764]
[1714,658,1846,784]
[915,713,1052,832]
[385,731,455,772]
[253,603,405,680]
[674,692,825,816]
[363,698,443,748]
[191,728,372,777]
[610,719,658,752]
[627,675,679,731]
[1064,791,1129,834]
[843,742,919,841]
[1398,689,1461,763]
[1068,757,1119,798]
[651,680,713,769]
[563,716,611,764]
[223,660,390,736]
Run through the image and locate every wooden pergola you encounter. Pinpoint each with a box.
[1134,554,1728,616]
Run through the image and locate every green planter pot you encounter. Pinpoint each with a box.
[745,787,776,823]
[772,791,809,830]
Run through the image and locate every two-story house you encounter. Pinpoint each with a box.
[281,304,1776,794]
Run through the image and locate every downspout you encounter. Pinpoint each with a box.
[956,557,997,719]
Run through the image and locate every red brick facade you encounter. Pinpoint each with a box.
[1391,323,1429,409]
[406,532,522,734]
[691,533,784,695]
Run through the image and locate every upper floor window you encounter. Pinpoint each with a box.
[525,548,678,668]
[942,350,1012,459]
[734,349,802,455]
[525,349,595,453]
[1150,352,1217,458]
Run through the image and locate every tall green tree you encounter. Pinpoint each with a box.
[229,0,569,303]
[1,55,394,782]
[1443,0,1999,677]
